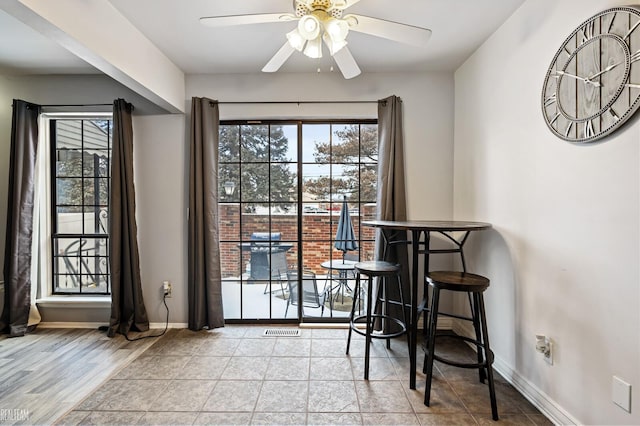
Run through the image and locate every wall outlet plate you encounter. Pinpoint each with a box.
[612,376,632,412]
[162,281,172,298]
[535,334,553,365]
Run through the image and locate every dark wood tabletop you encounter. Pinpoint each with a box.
[362,220,492,232]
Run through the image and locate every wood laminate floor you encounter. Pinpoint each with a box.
[0,328,157,426]
[1,326,552,425]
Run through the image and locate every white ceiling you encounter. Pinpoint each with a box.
[0,8,93,75]
[0,0,525,77]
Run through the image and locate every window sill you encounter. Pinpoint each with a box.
[36,296,111,309]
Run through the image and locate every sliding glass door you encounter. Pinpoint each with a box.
[218,120,377,322]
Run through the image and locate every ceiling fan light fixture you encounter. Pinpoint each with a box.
[325,17,349,41]
[286,28,306,51]
[303,35,323,58]
[322,31,347,55]
[202,0,431,79]
[298,14,321,40]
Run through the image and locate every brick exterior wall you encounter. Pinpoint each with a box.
[218,204,377,278]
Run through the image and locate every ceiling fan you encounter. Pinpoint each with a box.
[200,0,432,79]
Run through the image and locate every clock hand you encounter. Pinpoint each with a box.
[555,70,601,87]
[588,61,622,80]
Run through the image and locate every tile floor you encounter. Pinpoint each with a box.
[57,326,552,425]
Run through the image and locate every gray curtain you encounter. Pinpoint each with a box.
[1,99,40,337]
[188,97,224,330]
[377,95,410,320]
[108,99,149,337]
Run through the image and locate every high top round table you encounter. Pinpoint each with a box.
[362,220,492,389]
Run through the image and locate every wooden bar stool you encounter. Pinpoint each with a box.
[423,271,498,421]
[346,261,409,380]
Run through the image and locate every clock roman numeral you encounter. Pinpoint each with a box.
[549,113,561,125]
[544,94,556,107]
[631,49,640,63]
[624,83,640,89]
[609,108,620,121]
[565,122,573,137]
[584,120,595,138]
[624,20,640,41]
[581,20,595,43]
[606,12,617,34]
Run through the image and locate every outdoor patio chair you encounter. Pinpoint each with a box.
[262,249,289,296]
[285,270,328,317]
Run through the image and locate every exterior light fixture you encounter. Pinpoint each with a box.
[224,181,236,196]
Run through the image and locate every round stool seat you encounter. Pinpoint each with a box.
[354,261,400,276]
[426,271,489,293]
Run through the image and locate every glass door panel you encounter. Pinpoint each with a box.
[219,121,377,322]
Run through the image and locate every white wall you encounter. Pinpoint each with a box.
[454,0,640,424]
[133,113,187,324]
[132,71,455,324]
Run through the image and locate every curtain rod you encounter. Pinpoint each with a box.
[215,100,381,105]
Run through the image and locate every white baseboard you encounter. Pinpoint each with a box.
[451,319,577,425]
[38,322,105,329]
[435,316,454,330]
[149,322,187,329]
[493,354,579,425]
[39,322,187,330]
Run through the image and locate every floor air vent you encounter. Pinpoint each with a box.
[262,329,301,337]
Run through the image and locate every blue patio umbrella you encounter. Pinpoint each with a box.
[334,195,359,263]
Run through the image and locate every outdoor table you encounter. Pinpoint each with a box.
[362,220,492,389]
[320,259,358,311]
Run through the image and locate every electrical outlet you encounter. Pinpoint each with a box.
[162,281,172,298]
[535,334,553,365]
[543,339,553,365]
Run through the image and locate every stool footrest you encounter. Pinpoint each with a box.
[350,314,407,339]
[378,298,411,309]
[437,311,474,322]
[423,334,495,369]
[429,352,494,369]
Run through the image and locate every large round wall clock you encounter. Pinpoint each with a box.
[542,6,640,143]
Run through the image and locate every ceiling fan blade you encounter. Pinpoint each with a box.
[332,46,361,79]
[262,42,296,73]
[343,14,431,47]
[200,13,295,27]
